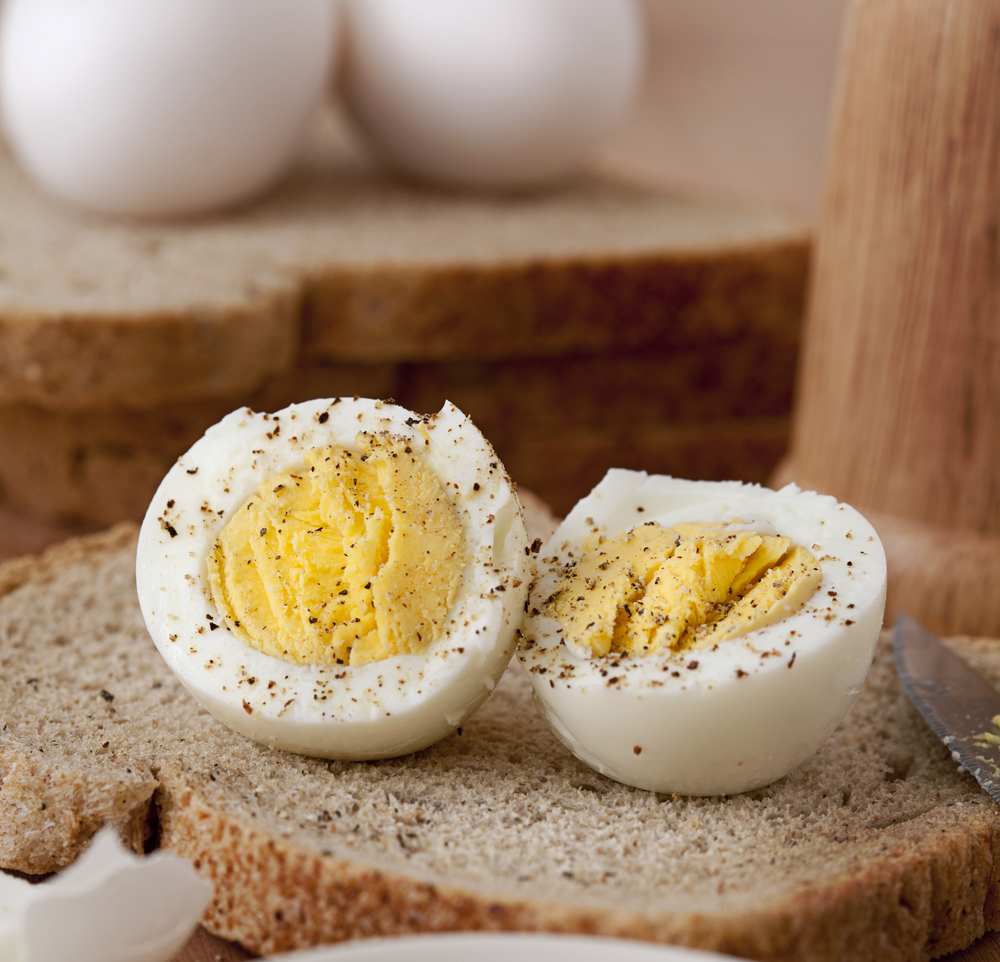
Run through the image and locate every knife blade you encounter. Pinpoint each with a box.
[893,615,1000,804]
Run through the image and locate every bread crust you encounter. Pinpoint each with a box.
[0,525,153,873]
[0,238,806,410]
[0,744,155,876]
[0,102,808,408]
[0,366,398,527]
[0,363,790,524]
[156,771,999,961]
[0,290,301,411]
[0,523,136,597]
[0,413,788,524]
[0,502,88,563]
[302,238,809,364]
[2,528,997,961]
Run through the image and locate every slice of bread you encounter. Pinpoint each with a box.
[3,522,997,962]
[0,112,808,410]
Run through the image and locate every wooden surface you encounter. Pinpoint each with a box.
[776,0,1000,636]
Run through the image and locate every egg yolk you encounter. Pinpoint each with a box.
[549,522,821,657]
[206,437,466,667]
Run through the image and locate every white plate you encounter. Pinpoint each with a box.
[267,933,743,962]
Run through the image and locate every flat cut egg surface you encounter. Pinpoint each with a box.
[136,399,529,760]
[518,470,887,796]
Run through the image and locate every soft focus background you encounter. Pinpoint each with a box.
[611,0,846,216]
[0,0,845,556]
[6,4,1000,961]
[0,0,849,562]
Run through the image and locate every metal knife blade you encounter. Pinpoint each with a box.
[893,615,1000,803]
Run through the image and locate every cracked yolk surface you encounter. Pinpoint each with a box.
[549,521,821,657]
[207,438,466,667]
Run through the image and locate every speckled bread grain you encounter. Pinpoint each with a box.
[0,111,808,410]
[3,522,997,962]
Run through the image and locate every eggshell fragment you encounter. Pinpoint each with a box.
[0,829,212,962]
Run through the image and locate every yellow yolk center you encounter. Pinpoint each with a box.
[549,521,821,657]
[206,438,466,667]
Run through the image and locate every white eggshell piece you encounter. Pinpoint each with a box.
[0,828,211,962]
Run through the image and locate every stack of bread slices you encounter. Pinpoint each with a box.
[0,112,808,558]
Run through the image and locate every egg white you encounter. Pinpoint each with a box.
[136,399,529,760]
[518,470,887,796]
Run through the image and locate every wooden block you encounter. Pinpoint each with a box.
[777,0,1000,635]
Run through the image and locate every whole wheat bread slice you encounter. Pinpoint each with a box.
[0,111,807,409]
[1,519,998,962]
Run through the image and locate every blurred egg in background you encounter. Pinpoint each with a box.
[0,0,338,218]
[342,0,646,190]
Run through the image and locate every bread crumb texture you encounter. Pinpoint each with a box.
[1,527,998,961]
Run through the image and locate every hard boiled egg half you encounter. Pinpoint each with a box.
[519,471,887,796]
[136,399,529,760]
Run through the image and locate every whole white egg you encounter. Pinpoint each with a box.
[343,0,645,190]
[520,471,888,796]
[0,0,337,217]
